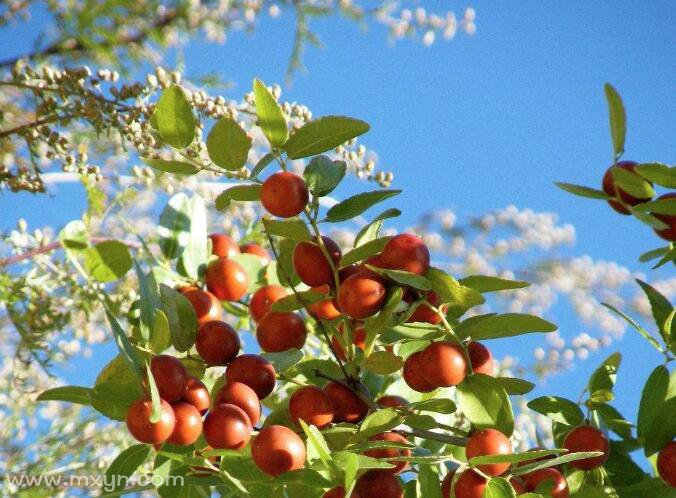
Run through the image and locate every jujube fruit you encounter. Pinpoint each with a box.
[364,432,411,474]
[377,395,408,408]
[195,320,240,365]
[289,385,335,429]
[657,441,676,487]
[150,354,188,402]
[523,468,569,498]
[465,428,513,476]
[420,341,467,387]
[309,285,342,320]
[441,471,455,498]
[180,287,223,325]
[251,425,307,476]
[256,311,307,352]
[249,284,288,322]
[407,291,443,324]
[126,398,176,444]
[353,470,403,498]
[453,469,487,498]
[510,478,526,495]
[402,351,435,393]
[261,171,309,218]
[203,403,252,449]
[225,354,276,399]
[181,376,211,414]
[338,273,386,319]
[324,381,369,423]
[652,193,676,241]
[601,160,651,215]
[293,236,342,287]
[209,233,240,258]
[205,257,248,302]
[214,381,261,426]
[380,233,430,275]
[168,401,203,445]
[562,426,610,470]
[323,488,346,498]
[467,341,494,376]
[240,242,270,264]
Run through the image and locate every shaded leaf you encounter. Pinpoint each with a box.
[206,117,251,171]
[253,78,288,147]
[142,158,199,175]
[324,190,402,223]
[37,386,91,406]
[155,85,195,148]
[303,155,346,197]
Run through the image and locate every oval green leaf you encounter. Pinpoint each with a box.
[284,115,370,159]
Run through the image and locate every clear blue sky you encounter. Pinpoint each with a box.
[1,1,674,447]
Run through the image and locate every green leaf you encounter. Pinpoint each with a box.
[408,398,456,414]
[417,463,443,498]
[631,197,676,215]
[303,155,347,197]
[588,352,621,396]
[275,238,301,287]
[364,351,404,375]
[456,313,557,340]
[180,195,208,281]
[639,246,669,263]
[426,267,485,311]
[159,284,199,352]
[251,152,276,179]
[367,266,432,290]
[364,286,405,337]
[637,365,669,442]
[230,253,265,293]
[106,309,144,381]
[37,386,91,406]
[596,404,633,439]
[604,83,626,158]
[154,85,195,148]
[261,349,304,372]
[206,117,251,171]
[271,290,325,312]
[630,208,669,230]
[332,451,394,471]
[483,477,517,498]
[134,261,161,344]
[469,449,562,466]
[158,193,190,260]
[253,79,288,147]
[142,158,199,175]
[354,208,401,247]
[527,396,584,426]
[146,363,162,423]
[611,166,655,199]
[284,115,370,159]
[636,279,674,344]
[84,240,132,282]
[359,408,404,438]
[150,309,171,353]
[295,358,343,385]
[324,189,401,223]
[340,237,390,267]
[497,377,536,395]
[457,374,514,436]
[105,444,151,493]
[634,162,676,188]
[459,275,530,293]
[298,420,332,466]
[262,217,312,241]
[602,303,664,352]
[90,355,144,420]
[215,184,262,211]
[554,182,610,200]
[511,451,605,476]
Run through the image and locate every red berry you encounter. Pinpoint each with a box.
[402,351,436,393]
[309,285,342,320]
[256,312,307,352]
[251,425,306,476]
[261,172,309,218]
[324,382,369,423]
[377,395,408,409]
[562,426,610,470]
[453,470,486,498]
[168,402,203,445]
[510,478,526,495]
[467,341,494,376]
[420,341,467,387]
[126,398,176,444]
[465,428,513,476]
[196,320,240,365]
[250,285,288,322]
[601,160,651,215]
[353,470,403,498]
[380,233,430,275]
[203,403,252,450]
[441,471,455,498]
[209,233,240,258]
[214,381,261,426]
[652,193,676,241]
[364,432,411,474]
[323,488,346,498]
[289,385,335,429]
[150,355,188,402]
[524,468,569,498]
[205,257,249,302]
[338,274,386,319]
[293,236,342,287]
[225,354,276,399]
[657,441,676,487]
[240,242,270,264]
[407,291,443,324]
[180,287,223,325]
[181,376,210,414]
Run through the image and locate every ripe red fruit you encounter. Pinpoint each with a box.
[403,351,436,393]
[251,425,307,476]
[209,233,240,258]
[324,382,369,423]
[293,236,342,287]
[126,398,176,444]
[250,285,288,322]
[150,355,188,402]
[338,274,386,319]
[465,428,513,476]
[323,488,346,498]
[180,287,223,325]
[240,242,270,264]
[652,193,676,241]
[407,291,443,324]
[353,470,403,498]
[289,385,335,428]
[467,341,494,376]
[309,285,342,320]
[225,354,276,399]
[420,341,467,387]
[214,381,261,426]
[256,312,307,352]
[380,233,430,275]
[195,320,240,365]
[331,324,366,361]
[657,441,676,487]
[168,402,203,445]
[601,160,651,215]
[261,171,309,218]
[377,395,408,409]
[562,426,610,470]
[510,478,526,495]
[203,403,252,450]
[523,468,569,498]
[181,376,211,414]
[453,469,487,498]
[205,257,249,301]
[364,432,411,474]
[441,471,455,498]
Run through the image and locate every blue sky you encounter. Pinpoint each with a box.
[1,1,675,452]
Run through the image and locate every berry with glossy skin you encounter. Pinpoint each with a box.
[168,402,203,445]
[562,426,610,470]
[657,441,676,487]
[252,425,307,476]
[196,321,240,365]
[332,325,366,361]
[353,470,403,498]
[261,172,309,218]
[180,287,223,325]
[250,285,288,322]
[324,382,369,423]
[289,385,335,428]
[407,291,443,324]
[524,468,569,498]
[240,242,270,264]
[403,351,436,392]
[420,341,467,387]
[601,160,651,215]
[256,312,307,352]
[453,470,487,498]
[203,403,252,450]
[205,257,249,302]
[209,233,240,258]
[214,381,261,426]
[467,341,494,376]
[377,395,408,409]
[309,285,342,320]
[293,236,342,287]
[225,354,276,399]
[323,488,346,498]
[338,274,386,319]
[652,193,676,241]
[150,355,188,402]
[126,399,176,444]
[181,376,210,414]
[441,471,455,498]
[380,233,430,275]
[364,432,411,474]
[465,429,513,476]
[511,478,526,495]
